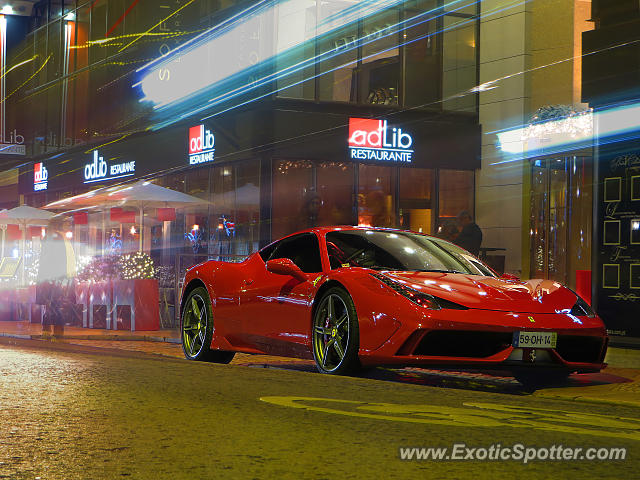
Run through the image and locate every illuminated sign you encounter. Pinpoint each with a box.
[0,143,25,155]
[188,125,215,165]
[83,150,136,184]
[34,163,48,191]
[348,118,413,162]
[0,129,26,155]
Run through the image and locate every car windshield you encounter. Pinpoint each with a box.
[325,230,496,277]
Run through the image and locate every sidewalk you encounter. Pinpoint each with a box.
[0,320,180,343]
[1,320,639,407]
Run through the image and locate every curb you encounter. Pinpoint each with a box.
[609,335,640,350]
[0,332,181,344]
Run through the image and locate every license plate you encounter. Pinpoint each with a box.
[512,331,557,349]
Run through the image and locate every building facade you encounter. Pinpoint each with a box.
[0,0,482,328]
[582,0,640,337]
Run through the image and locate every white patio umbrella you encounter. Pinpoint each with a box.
[227,182,259,210]
[0,205,55,284]
[106,182,208,250]
[47,181,208,251]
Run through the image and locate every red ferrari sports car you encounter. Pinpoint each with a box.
[179,227,607,385]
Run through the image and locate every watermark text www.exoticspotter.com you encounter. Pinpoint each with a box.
[399,444,627,464]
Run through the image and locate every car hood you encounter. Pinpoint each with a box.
[383,271,578,314]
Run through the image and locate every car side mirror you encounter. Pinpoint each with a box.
[500,273,520,281]
[266,258,307,282]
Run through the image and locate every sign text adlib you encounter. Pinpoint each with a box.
[348,118,414,163]
[189,125,215,165]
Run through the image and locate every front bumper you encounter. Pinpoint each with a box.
[359,309,608,373]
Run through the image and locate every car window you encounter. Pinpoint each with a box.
[430,238,496,276]
[326,230,497,277]
[259,241,279,262]
[268,233,322,273]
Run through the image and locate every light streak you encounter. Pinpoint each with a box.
[136,0,418,108]
[137,0,496,130]
[83,134,131,154]
[118,0,199,53]
[494,101,640,163]
[106,0,141,37]
[0,56,37,81]
[0,54,51,105]
[69,30,203,50]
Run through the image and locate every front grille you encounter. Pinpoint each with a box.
[555,335,605,363]
[412,330,513,358]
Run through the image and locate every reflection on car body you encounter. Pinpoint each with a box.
[180,227,608,387]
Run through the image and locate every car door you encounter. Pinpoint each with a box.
[239,233,323,357]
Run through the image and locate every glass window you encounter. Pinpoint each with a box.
[269,233,322,273]
[359,8,401,105]
[358,164,396,227]
[399,168,433,233]
[275,0,316,100]
[316,162,355,226]
[317,8,358,103]
[272,160,314,239]
[326,229,495,276]
[234,161,261,257]
[529,156,591,287]
[530,159,548,279]
[184,168,210,257]
[548,159,568,282]
[438,169,474,228]
[444,0,478,16]
[210,161,261,259]
[442,16,477,112]
[567,156,592,288]
[259,241,279,263]
[71,4,91,144]
[403,1,440,108]
[272,159,354,239]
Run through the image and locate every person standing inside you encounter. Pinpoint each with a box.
[298,191,323,230]
[455,210,483,256]
[36,216,76,337]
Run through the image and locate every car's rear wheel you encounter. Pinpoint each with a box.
[181,286,235,363]
[312,287,360,374]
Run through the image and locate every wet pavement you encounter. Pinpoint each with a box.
[1,339,639,479]
[15,337,640,406]
[2,319,640,407]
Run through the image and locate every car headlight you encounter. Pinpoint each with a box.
[370,273,468,310]
[570,296,596,318]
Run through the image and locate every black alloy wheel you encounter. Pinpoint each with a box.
[312,287,360,374]
[181,286,235,363]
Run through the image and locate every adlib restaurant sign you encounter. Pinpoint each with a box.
[83,150,136,184]
[188,124,215,165]
[33,162,48,191]
[348,118,414,163]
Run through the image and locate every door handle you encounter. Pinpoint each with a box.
[243,279,254,286]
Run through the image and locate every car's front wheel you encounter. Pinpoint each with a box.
[312,287,360,374]
[181,286,235,363]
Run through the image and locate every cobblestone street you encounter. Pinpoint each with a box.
[1,339,639,479]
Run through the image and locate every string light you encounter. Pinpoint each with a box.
[118,252,156,280]
[522,106,593,141]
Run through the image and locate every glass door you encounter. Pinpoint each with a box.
[530,156,592,287]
